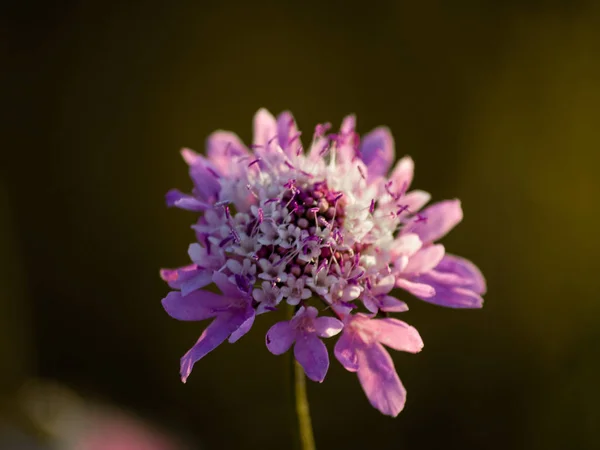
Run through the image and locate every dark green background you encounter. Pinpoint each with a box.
[2,1,599,449]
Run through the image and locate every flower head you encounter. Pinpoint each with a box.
[161,108,485,415]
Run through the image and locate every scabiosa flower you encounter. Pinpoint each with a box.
[161,108,486,417]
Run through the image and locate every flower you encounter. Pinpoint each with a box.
[335,314,423,416]
[266,306,343,382]
[161,108,485,415]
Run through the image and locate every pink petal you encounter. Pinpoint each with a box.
[276,111,299,153]
[294,334,329,382]
[437,254,487,294]
[253,108,278,150]
[390,233,422,259]
[399,190,431,214]
[407,199,463,244]
[334,330,360,372]
[206,131,249,176]
[395,278,435,298]
[368,318,424,353]
[379,296,409,312]
[161,290,226,321]
[359,127,395,181]
[180,147,201,165]
[340,114,356,134]
[356,343,406,417]
[389,156,414,192]
[403,244,445,274]
[265,321,295,355]
[314,316,344,338]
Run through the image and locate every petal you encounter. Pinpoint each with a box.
[395,278,435,298]
[180,315,239,382]
[160,264,204,289]
[180,271,213,296]
[266,321,296,355]
[161,290,226,321]
[399,190,431,214]
[403,244,445,274]
[165,189,209,211]
[334,330,361,372]
[228,310,255,343]
[356,343,406,417]
[389,156,414,192]
[294,334,329,382]
[379,296,409,313]
[253,108,278,149]
[406,199,463,243]
[370,274,396,296]
[367,318,424,353]
[415,274,484,308]
[276,111,299,153]
[206,131,250,176]
[212,271,242,298]
[436,254,486,294]
[314,316,344,338]
[359,127,395,180]
[189,161,221,201]
[340,114,356,135]
[180,147,201,165]
[391,233,422,258]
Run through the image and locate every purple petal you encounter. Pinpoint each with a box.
[294,334,329,382]
[212,271,243,298]
[180,315,239,383]
[165,189,209,211]
[253,108,278,150]
[228,310,255,343]
[266,321,295,355]
[359,127,395,180]
[314,316,344,338]
[356,343,406,417]
[362,295,379,314]
[206,131,249,176]
[161,290,226,321]
[403,244,445,274]
[415,273,484,308]
[436,254,486,294]
[406,199,463,244]
[161,264,213,296]
[334,330,360,372]
[368,318,423,353]
[395,278,435,298]
[189,162,221,201]
[389,156,414,192]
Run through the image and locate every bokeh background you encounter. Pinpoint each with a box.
[2,1,600,449]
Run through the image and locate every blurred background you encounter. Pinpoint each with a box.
[2,1,599,449]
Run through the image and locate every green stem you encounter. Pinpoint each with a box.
[292,358,316,450]
[288,306,316,450]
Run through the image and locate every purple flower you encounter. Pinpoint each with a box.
[335,314,423,417]
[162,272,255,382]
[160,108,485,414]
[266,306,343,382]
